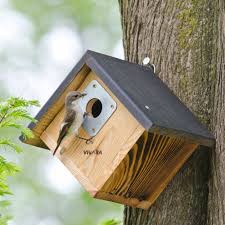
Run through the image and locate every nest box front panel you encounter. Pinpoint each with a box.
[40,70,145,194]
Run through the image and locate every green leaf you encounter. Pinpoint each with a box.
[0,122,34,139]
[0,214,12,225]
[0,139,23,153]
[6,97,40,108]
[0,200,11,208]
[99,219,121,225]
[0,182,12,196]
[0,156,20,176]
[0,97,39,133]
[0,96,39,224]
[0,156,20,197]
[4,109,37,123]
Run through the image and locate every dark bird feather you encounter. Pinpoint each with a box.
[53,109,76,155]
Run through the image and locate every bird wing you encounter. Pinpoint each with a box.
[53,110,75,155]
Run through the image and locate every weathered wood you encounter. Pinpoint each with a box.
[207,0,225,224]
[99,132,198,209]
[41,77,199,210]
[40,70,145,194]
[39,70,200,209]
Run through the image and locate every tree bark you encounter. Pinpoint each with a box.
[118,0,224,224]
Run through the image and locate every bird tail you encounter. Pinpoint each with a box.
[53,141,61,156]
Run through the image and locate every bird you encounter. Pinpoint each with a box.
[53,91,93,155]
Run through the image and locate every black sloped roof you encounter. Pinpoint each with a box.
[22,50,215,148]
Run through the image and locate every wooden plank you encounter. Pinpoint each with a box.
[40,70,145,192]
[99,132,198,209]
[95,192,141,207]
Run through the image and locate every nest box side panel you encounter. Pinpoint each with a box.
[40,70,145,194]
[97,131,198,209]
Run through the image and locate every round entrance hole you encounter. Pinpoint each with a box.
[86,98,102,118]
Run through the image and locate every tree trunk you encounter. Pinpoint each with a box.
[118,0,224,224]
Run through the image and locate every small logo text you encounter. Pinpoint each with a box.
[83,149,102,155]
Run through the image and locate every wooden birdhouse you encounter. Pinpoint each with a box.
[21,50,214,209]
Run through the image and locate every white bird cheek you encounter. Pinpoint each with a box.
[71,101,78,107]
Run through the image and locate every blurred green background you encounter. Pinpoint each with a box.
[0,0,124,224]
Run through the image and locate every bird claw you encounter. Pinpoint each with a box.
[83,112,91,119]
[86,138,93,144]
[76,135,94,144]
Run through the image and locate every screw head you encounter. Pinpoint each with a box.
[92,128,96,132]
[110,104,114,109]
[145,105,150,110]
[143,57,151,65]
[93,84,97,88]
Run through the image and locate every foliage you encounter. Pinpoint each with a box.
[0,214,12,225]
[1,1,123,224]
[0,97,39,224]
[9,0,121,51]
[99,219,121,225]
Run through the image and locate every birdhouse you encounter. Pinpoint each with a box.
[21,50,214,209]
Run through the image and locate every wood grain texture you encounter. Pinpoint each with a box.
[39,70,203,210]
[40,71,145,193]
[207,0,225,224]
[119,0,221,224]
[98,132,198,209]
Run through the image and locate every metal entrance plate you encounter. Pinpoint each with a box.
[79,80,117,136]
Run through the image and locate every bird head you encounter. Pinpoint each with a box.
[65,91,87,106]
